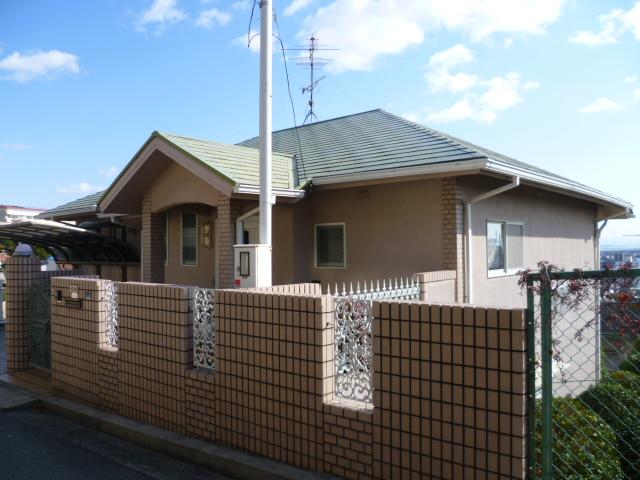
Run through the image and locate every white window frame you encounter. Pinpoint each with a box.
[314,222,347,269]
[180,211,198,267]
[486,219,524,278]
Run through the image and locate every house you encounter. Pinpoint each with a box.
[7,109,633,307]
[0,204,45,224]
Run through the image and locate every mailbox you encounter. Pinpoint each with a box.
[233,244,272,288]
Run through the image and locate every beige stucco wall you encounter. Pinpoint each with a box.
[164,206,217,288]
[150,161,222,212]
[290,179,443,285]
[463,177,597,308]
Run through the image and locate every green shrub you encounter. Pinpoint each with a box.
[580,379,640,478]
[536,397,623,479]
[609,369,640,391]
[619,337,640,374]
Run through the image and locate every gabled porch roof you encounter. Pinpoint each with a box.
[100,131,302,214]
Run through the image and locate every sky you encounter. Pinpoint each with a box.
[0,0,639,245]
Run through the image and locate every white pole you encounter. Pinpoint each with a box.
[259,0,273,285]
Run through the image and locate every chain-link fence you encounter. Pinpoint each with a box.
[526,266,640,479]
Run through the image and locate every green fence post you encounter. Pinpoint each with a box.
[540,277,553,480]
[526,278,536,479]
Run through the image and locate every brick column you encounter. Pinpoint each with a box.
[441,177,465,302]
[4,255,41,370]
[141,191,166,283]
[216,193,244,289]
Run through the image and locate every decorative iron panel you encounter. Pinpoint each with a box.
[334,296,373,403]
[194,287,215,370]
[104,281,119,347]
[28,278,52,369]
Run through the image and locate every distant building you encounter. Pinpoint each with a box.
[601,248,640,268]
[0,204,45,224]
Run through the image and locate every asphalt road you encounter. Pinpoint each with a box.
[0,407,230,480]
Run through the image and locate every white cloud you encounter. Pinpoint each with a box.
[195,8,231,28]
[570,3,640,45]
[426,99,496,124]
[424,73,537,124]
[420,46,538,124]
[2,143,33,151]
[137,0,186,33]
[299,0,564,72]
[98,166,119,178]
[56,182,105,195]
[401,112,420,123]
[232,1,251,10]
[0,50,79,83]
[578,97,623,113]
[284,0,314,16]
[425,44,478,93]
[634,88,640,100]
[625,75,638,84]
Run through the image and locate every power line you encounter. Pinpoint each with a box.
[272,11,307,185]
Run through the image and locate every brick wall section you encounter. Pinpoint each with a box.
[372,302,527,479]
[415,270,457,303]
[51,278,108,408]
[117,281,192,433]
[441,177,465,302]
[50,279,528,480]
[216,192,246,288]
[4,257,89,371]
[141,190,166,283]
[4,256,41,370]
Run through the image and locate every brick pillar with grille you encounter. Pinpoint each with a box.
[4,254,41,370]
[216,192,245,289]
[441,177,465,302]
[141,191,166,283]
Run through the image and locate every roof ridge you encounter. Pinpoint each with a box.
[251,108,384,138]
[157,131,293,159]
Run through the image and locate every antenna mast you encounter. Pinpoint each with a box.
[288,35,337,124]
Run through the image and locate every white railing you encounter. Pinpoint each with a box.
[328,276,420,301]
[193,287,215,370]
[330,276,420,404]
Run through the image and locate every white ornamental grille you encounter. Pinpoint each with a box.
[104,281,119,347]
[194,288,215,370]
[334,296,374,403]
[331,276,419,404]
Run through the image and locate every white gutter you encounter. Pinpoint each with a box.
[465,176,520,304]
[310,159,488,186]
[233,184,305,199]
[485,159,633,214]
[236,206,260,244]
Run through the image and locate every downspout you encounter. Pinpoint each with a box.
[465,176,520,304]
[593,218,607,384]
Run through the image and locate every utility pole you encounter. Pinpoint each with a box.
[258,0,273,286]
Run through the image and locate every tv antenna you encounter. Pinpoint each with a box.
[287,35,337,124]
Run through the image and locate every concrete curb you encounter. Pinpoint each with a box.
[0,379,337,480]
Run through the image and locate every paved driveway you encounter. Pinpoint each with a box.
[0,407,230,480]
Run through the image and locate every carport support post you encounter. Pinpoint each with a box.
[4,254,41,371]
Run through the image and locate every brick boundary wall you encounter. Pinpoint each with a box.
[4,256,91,371]
[50,277,527,480]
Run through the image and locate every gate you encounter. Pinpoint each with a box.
[526,265,640,479]
[28,277,52,369]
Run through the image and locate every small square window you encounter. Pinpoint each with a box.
[315,224,345,268]
[487,220,523,275]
